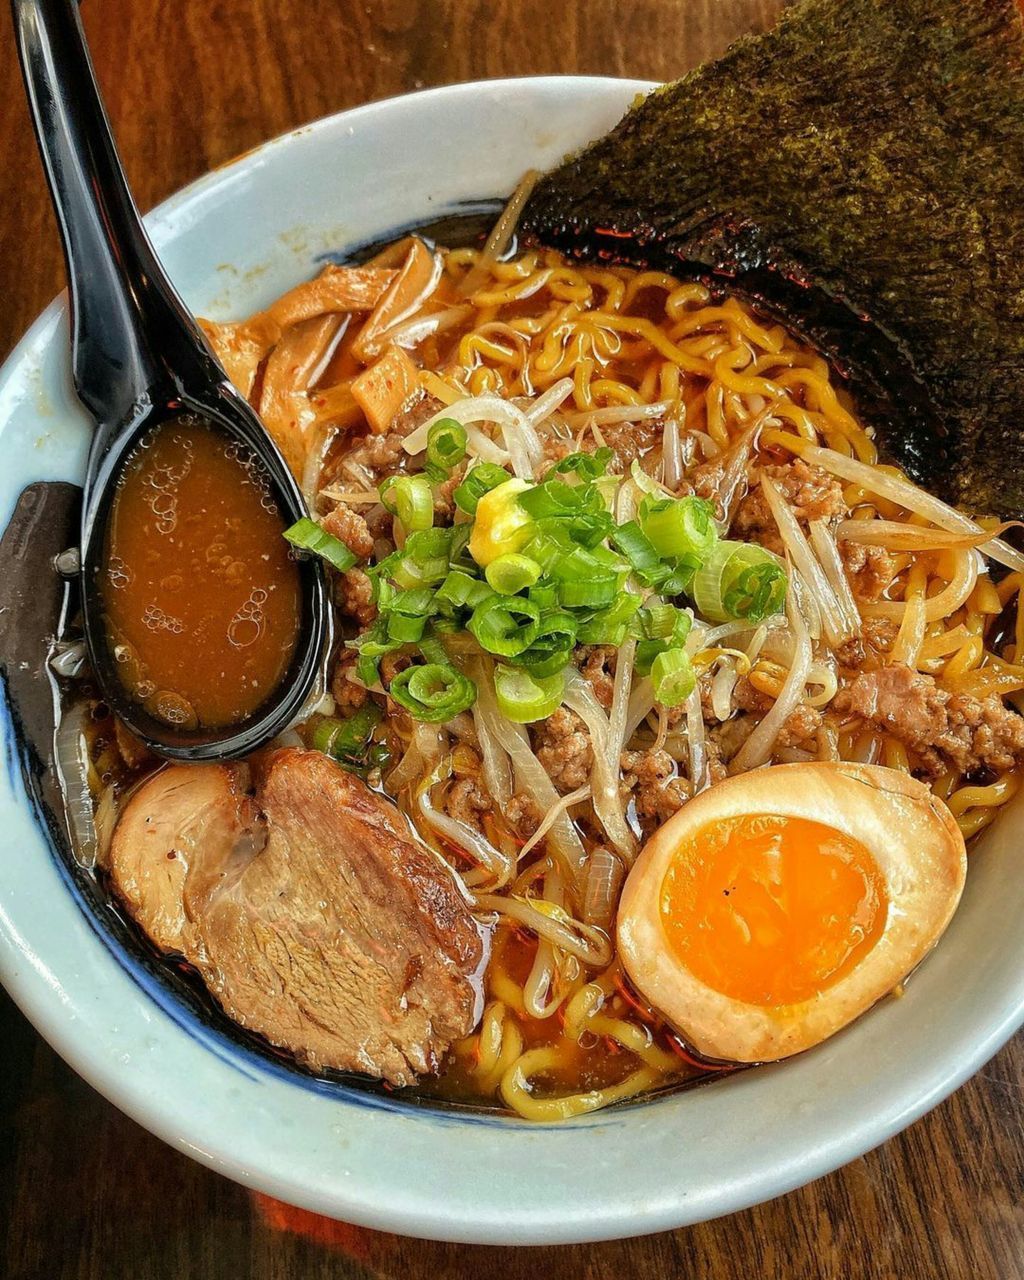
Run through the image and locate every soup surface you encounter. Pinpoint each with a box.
[101,415,301,730]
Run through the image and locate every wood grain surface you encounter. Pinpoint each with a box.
[1,1,1023,1277]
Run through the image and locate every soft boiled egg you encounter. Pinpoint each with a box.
[616,762,966,1063]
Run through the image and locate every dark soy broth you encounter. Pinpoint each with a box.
[100,414,302,730]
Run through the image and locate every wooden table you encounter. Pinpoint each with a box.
[1,1,1023,1275]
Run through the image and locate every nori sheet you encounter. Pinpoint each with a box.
[522,0,1024,517]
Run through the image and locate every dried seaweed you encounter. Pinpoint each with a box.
[522,0,1024,516]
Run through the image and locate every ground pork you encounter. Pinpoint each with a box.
[542,434,576,466]
[446,776,492,831]
[598,418,663,473]
[533,708,593,794]
[835,618,899,670]
[705,737,729,784]
[842,541,898,602]
[677,455,734,520]
[620,748,690,826]
[732,675,773,716]
[775,703,825,751]
[709,715,756,761]
[433,467,465,519]
[833,665,1024,777]
[338,394,442,487]
[321,503,375,560]
[576,645,617,710]
[732,459,848,554]
[330,650,369,711]
[379,651,411,684]
[505,793,541,836]
[334,568,376,626]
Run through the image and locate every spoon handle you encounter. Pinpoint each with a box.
[11,0,218,433]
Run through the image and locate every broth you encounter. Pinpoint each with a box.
[100,415,301,730]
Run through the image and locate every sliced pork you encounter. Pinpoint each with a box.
[107,748,486,1085]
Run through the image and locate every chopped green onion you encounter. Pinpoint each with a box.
[417,629,450,666]
[403,527,453,559]
[467,594,541,657]
[356,652,383,687]
[635,603,693,645]
[639,495,717,566]
[453,462,512,515]
[557,577,618,609]
[427,418,468,471]
[651,647,696,707]
[548,447,613,481]
[576,593,642,644]
[494,664,566,723]
[389,663,476,722]
[514,611,578,678]
[527,581,559,612]
[692,541,787,624]
[633,604,693,674]
[485,552,542,596]
[283,518,358,572]
[379,474,434,532]
[392,555,449,589]
[312,702,383,760]
[436,569,494,609]
[385,587,436,643]
[634,638,666,676]
[610,521,668,587]
[390,527,453,587]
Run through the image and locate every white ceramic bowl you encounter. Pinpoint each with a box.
[1,77,1023,1246]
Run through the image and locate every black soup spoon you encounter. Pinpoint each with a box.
[12,0,332,761]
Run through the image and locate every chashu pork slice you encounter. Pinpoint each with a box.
[107,748,486,1086]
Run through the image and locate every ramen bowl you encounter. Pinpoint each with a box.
[1,77,1023,1246]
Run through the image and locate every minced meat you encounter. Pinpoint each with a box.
[576,645,616,710]
[335,567,376,626]
[321,503,374,560]
[337,394,443,487]
[330,650,369,711]
[733,459,848,553]
[833,665,1024,777]
[835,618,899,670]
[842,542,898,602]
[533,708,593,794]
[446,776,492,831]
[621,748,690,826]
[598,418,663,473]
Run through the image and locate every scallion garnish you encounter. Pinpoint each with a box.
[389,663,477,722]
[692,541,787,624]
[651,647,696,707]
[453,462,512,515]
[514,611,578,678]
[379,474,434,532]
[638,494,717,567]
[283,518,358,572]
[426,418,468,472]
[485,552,542,596]
[467,594,541,657]
[575,593,642,645]
[312,702,383,762]
[436,568,495,609]
[494,664,566,723]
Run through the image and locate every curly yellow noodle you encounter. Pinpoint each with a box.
[500,1049,662,1121]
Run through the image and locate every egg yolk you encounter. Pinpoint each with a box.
[660,814,888,1007]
